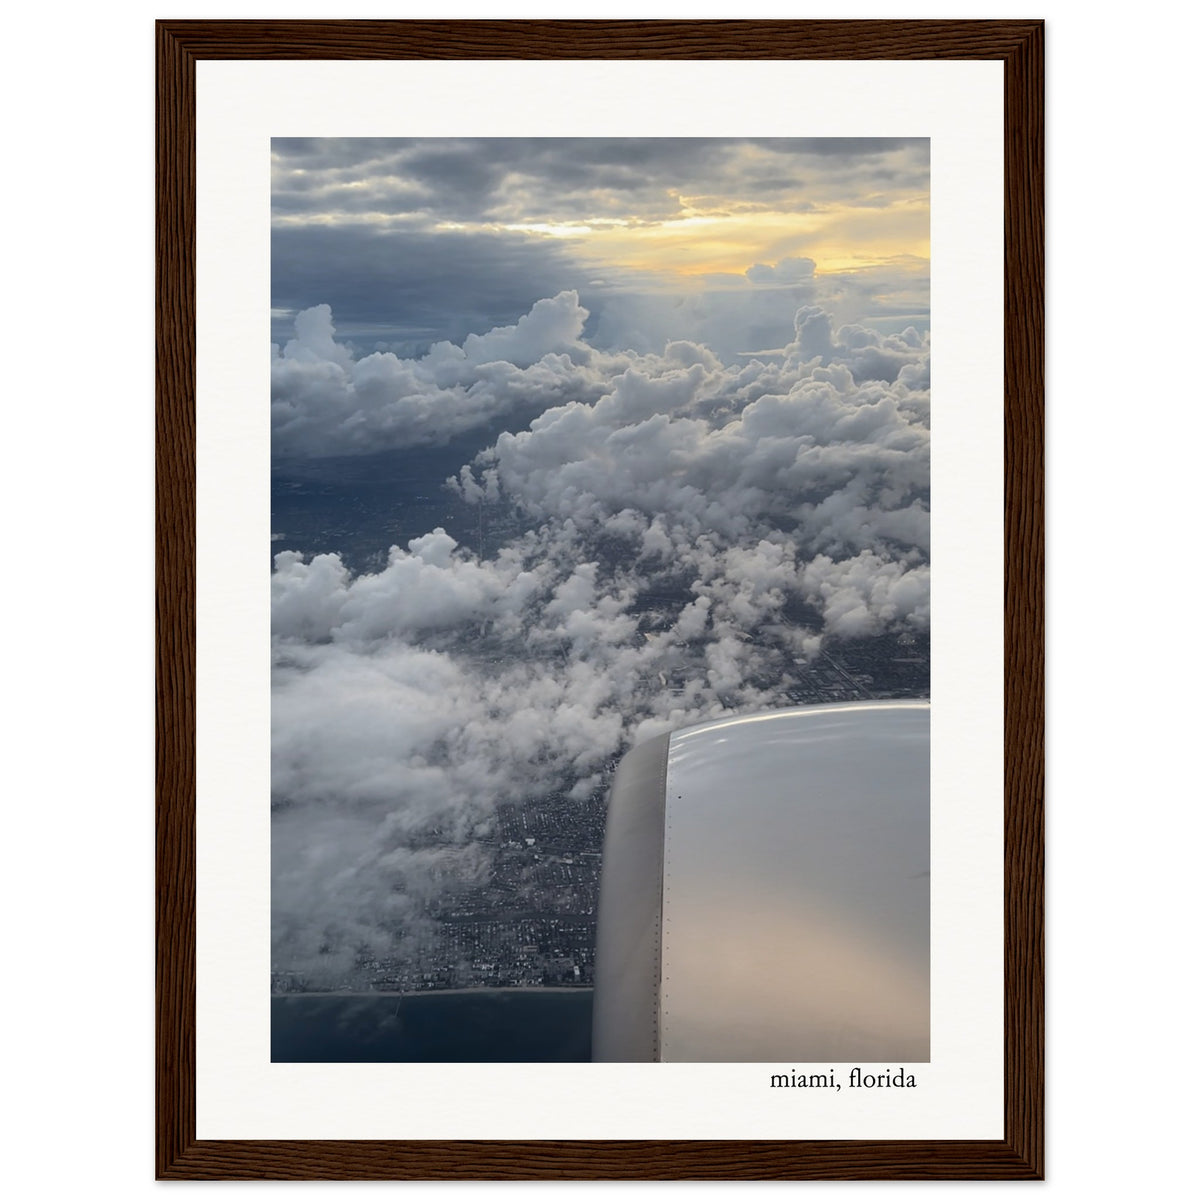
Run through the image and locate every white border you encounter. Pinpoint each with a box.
[196,59,1004,1140]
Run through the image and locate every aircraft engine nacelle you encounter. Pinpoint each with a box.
[592,702,930,1062]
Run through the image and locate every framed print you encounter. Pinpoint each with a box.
[156,19,1043,1180]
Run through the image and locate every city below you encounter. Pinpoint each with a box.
[271,632,928,997]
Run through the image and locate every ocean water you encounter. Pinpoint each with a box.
[272,989,593,1063]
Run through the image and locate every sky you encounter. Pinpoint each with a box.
[270,138,931,989]
[272,137,930,359]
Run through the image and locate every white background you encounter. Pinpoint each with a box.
[4,0,1195,1194]
[196,57,1002,1142]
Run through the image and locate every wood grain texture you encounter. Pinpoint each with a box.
[155,17,197,1184]
[156,18,1043,1181]
[157,19,1037,60]
[1001,20,1046,1184]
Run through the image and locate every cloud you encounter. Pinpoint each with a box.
[746,256,817,285]
[272,294,930,988]
[272,138,930,229]
[272,285,932,463]
[271,221,590,352]
[271,138,930,358]
[272,293,605,457]
[272,222,928,365]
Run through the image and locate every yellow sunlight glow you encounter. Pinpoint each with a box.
[494,198,929,280]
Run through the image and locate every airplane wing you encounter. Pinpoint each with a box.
[592,701,930,1062]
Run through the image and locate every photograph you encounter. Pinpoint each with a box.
[268,136,933,1064]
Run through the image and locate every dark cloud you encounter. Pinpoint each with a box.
[271,138,929,356]
[273,221,926,364]
[271,137,930,229]
[758,137,928,157]
[272,223,587,352]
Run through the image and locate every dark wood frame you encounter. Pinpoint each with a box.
[156,19,1043,1181]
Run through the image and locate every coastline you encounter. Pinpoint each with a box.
[273,986,592,999]
[271,987,595,1062]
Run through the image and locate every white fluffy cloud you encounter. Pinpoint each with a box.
[272,292,930,986]
[271,292,603,457]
